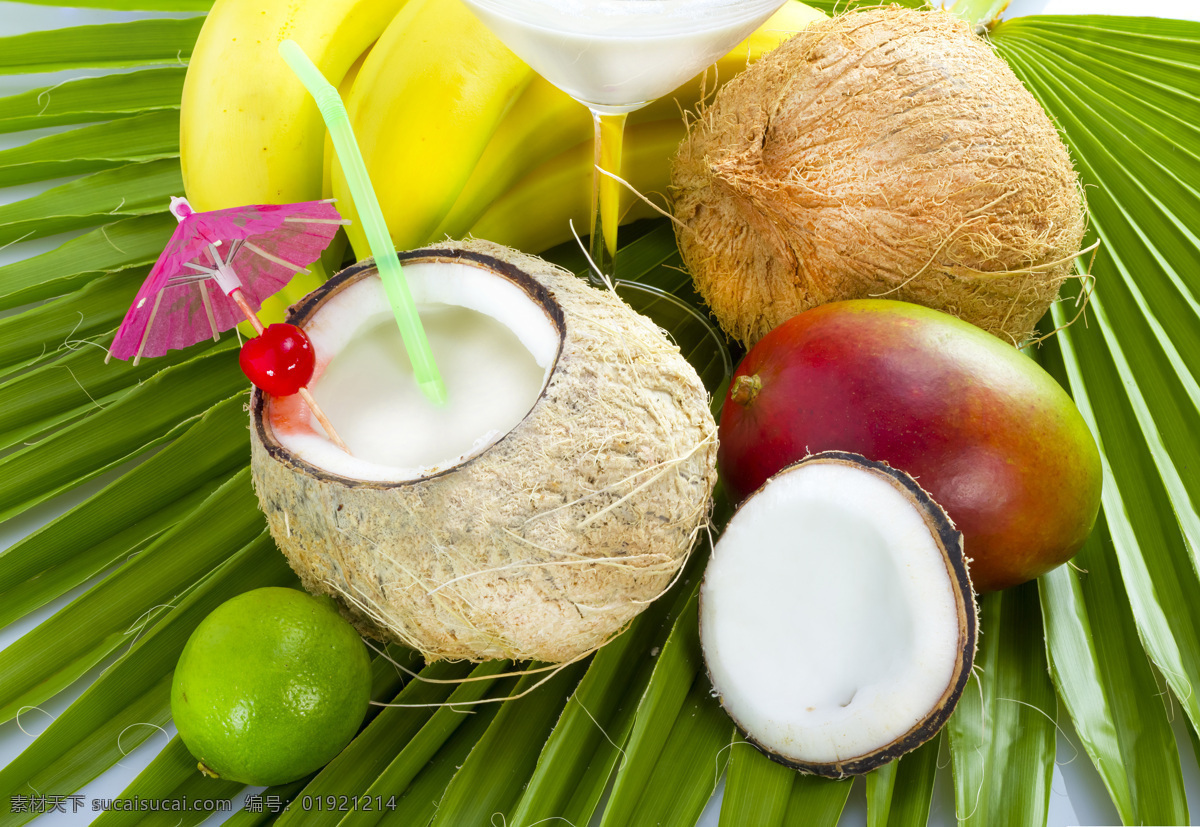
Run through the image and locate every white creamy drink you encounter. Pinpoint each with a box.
[460,0,787,112]
[269,261,559,481]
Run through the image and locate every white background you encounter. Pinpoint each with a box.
[2,0,1199,824]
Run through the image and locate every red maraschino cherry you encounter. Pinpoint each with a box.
[239,323,315,397]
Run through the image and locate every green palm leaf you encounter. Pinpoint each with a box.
[0,160,179,247]
[0,110,179,188]
[990,18,1200,823]
[0,213,176,310]
[268,659,466,827]
[371,696,506,827]
[595,581,707,827]
[1038,515,1189,824]
[619,676,734,827]
[508,551,702,827]
[0,67,185,133]
[429,660,590,827]
[0,18,204,73]
[0,531,294,827]
[718,736,792,826]
[719,739,792,825]
[0,335,219,450]
[719,743,853,827]
[866,761,897,827]
[0,277,135,375]
[878,738,940,827]
[91,736,246,827]
[334,659,518,824]
[0,467,262,725]
[946,584,1057,827]
[785,775,853,827]
[0,392,249,626]
[2,6,1200,827]
[0,345,243,522]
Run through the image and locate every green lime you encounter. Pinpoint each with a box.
[171,586,372,785]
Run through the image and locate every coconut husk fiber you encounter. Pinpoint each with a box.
[671,6,1087,347]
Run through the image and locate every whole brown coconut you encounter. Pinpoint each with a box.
[671,7,1087,347]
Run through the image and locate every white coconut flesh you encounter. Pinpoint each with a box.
[267,260,560,482]
[700,452,976,776]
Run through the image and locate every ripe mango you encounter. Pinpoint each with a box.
[717,300,1102,592]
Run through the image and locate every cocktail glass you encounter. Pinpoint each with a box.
[460,0,785,386]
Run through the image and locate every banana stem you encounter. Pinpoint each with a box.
[588,109,628,278]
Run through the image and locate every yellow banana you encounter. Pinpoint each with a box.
[237,45,370,326]
[435,0,826,240]
[183,0,396,329]
[181,0,411,212]
[433,75,590,240]
[468,119,683,255]
[334,0,533,256]
[253,53,368,326]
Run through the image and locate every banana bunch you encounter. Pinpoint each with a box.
[331,0,536,255]
[180,0,412,322]
[181,0,825,284]
[181,0,410,210]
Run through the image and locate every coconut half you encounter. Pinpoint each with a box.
[251,239,717,663]
[700,452,976,777]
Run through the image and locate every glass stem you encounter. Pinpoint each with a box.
[589,108,628,279]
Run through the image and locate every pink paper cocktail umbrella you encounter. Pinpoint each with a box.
[109,195,350,450]
[111,196,342,360]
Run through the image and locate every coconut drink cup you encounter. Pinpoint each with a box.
[250,240,717,663]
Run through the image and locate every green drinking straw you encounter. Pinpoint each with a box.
[278,39,447,406]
